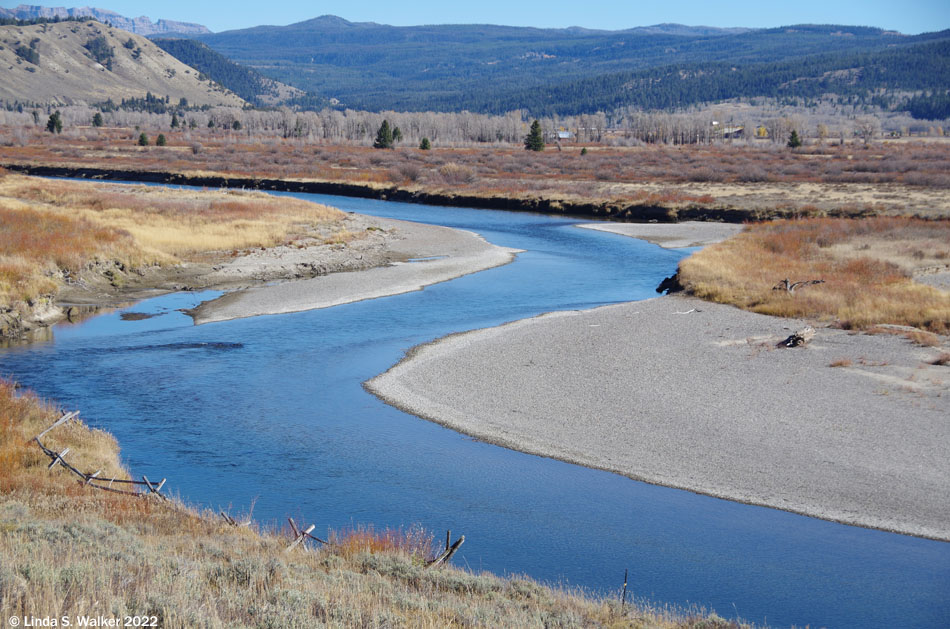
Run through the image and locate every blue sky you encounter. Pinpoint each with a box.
[2,0,948,34]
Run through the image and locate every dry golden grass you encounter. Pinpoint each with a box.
[0,380,745,628]
[678,217,950,333]
[0,173,346,307]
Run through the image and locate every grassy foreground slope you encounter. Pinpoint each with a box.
[0,381,743,628]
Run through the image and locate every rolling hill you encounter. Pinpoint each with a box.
[189,17,950,114]
[0,20,244,107]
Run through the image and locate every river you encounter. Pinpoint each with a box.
[1,188,947,628]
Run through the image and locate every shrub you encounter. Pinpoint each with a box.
[438,163,476,185]
[395,163,421,182]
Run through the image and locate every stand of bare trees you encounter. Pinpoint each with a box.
[0,98,945,147]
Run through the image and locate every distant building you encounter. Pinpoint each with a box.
[712,121,745,139]
[722,125,744,139]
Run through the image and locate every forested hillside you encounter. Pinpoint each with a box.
[189,18,950,115]
[455,39,950,116]
[152,38,305,106]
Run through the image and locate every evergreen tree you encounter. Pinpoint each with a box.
[171,113,179,128]
[156,134,167,146]
[92,112,103,127]
[137,132,149,146]
[524,120,544,151]
[787,129,802,149]
[392,126,403,143]
[373,120,394,149]
[419,137,431,150]
[46,111,62,134]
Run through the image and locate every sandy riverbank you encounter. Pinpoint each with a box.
[577,221,745,249]
[189,216,520,325]
[16,212,517,336]
[367,222,950,540]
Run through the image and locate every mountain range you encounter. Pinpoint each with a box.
[0,4,209,36]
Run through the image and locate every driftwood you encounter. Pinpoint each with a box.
[656,273,684,294]
[778,326,815,348]
[773,278,825,292]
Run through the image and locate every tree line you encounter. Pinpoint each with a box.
[8,101,933,149]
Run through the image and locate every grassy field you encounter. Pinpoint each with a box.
[0,172,346,311]
[3,126,950,219]
[678,216,950,334]
[0,380,745,628]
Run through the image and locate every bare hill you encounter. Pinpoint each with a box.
[0,20,244,106]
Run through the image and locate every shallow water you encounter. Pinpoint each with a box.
[2,189,948,628]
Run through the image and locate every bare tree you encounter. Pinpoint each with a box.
[854,116,880,145]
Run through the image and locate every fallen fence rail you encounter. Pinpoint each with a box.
[34,409,465,567]
[33,411,167,500]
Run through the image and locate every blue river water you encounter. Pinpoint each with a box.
[1,188,948,628]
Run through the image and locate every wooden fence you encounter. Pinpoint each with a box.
[34,410,167,500]
[34,409,464,563]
